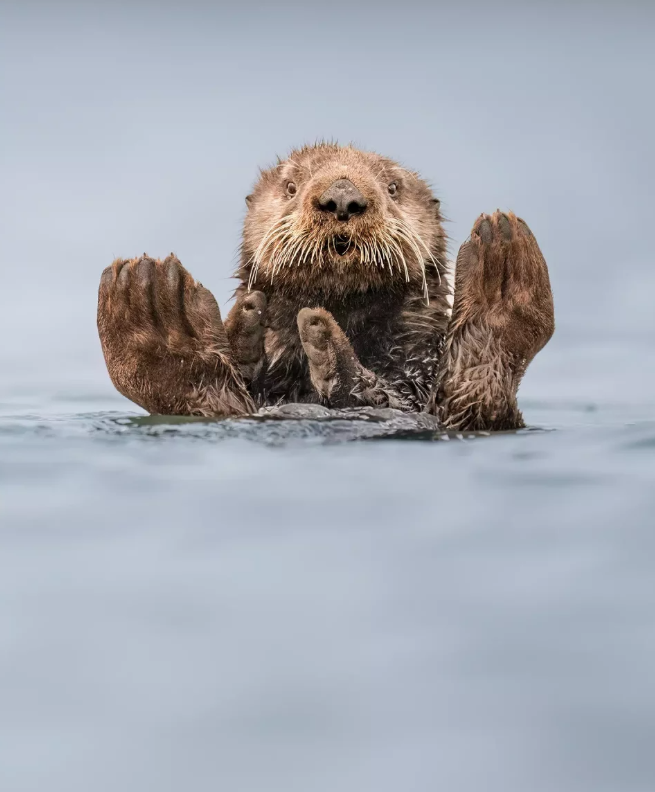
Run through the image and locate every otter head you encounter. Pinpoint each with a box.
[240,144,446,299]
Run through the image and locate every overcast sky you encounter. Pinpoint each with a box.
[1,1,654,402]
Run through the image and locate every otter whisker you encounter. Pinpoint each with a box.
[375,239,386,272]
[261,221,298,276]
[378,240,389,270]
[372,241,380,268]
[394,226,423,276]
[284,232,308,268]
[248,260,260,291]
[372,242,380,267]
[266,229,296,281]
[294,235,313,267]
[253,217,293,263]
[387,236,407,279]
[367,241,375,267]
[377,237,392,272]
[381,234,396,272]
[390,219,430,301]
[250,216,295,288]
[396,217,441,286]
[278,228,303,271]
[305,236,319,265]
[306,234,321,268]
[378,238,393,272]
[272,248,289,277]
[310,236,322,266]
[293,240,305,267]
[267,241,287,281]
[269,244,286,281]
[374,242,384,270]
[405,232,433,302]
[383,241,396,273]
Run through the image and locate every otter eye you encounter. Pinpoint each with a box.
[286,182,297,197]
[388,182,398,196]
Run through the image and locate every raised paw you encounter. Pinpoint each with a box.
[225,290,267,382]
[431,211,555,430]
[97,254,253,416]
[297,307,358,404]
[455,211,554,361]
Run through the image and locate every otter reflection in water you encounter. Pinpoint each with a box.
[97,144,554,431]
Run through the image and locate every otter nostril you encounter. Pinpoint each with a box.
[318,179,368,221]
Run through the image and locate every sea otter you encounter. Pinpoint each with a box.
[97,143,554,431]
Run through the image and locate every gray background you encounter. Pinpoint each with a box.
[2,0,654,410]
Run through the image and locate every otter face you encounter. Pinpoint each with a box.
[241,144,446,298]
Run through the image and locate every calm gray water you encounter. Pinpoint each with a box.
[2,342,655,792]
[2,3,655,791]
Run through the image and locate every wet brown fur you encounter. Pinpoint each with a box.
[430,212,554,429]
[97,143,554,430]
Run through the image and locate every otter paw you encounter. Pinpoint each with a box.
[455,211,554,360]
[225,291,267,381]
[297,307,357,402]
[99,253,225,351]
[97,254,252,416]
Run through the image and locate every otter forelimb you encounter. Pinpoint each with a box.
[225,290,267,384]
[430,211,555,431]
[97,254,254,417]
[297,308,409,410]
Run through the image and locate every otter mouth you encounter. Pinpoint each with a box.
[332,235,352,257]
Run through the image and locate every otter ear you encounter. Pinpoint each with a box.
[245,194,253,208]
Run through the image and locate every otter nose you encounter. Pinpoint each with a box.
[318,179,368,221]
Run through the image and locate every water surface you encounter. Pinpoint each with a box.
[2,355,655,792]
